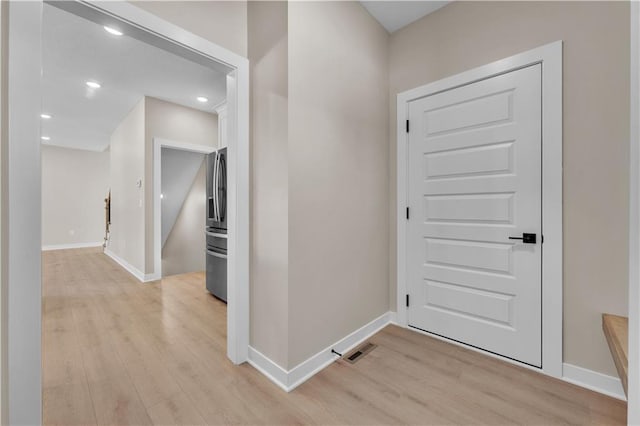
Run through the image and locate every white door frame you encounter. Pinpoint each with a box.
[152,138,216,281]
[5,1,250,423]
[396,41,563,378]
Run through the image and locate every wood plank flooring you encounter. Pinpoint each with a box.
[43,247,626,425]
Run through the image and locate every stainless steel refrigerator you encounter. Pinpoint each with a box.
[205,147,227,302]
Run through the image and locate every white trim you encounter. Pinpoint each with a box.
[225,66,251,364]
[152,137,216,281]
[248,312,394,392]
[41,242,103,251]
[396,41,563,378]
[562,363,626,401]
[248,310,621,402]
[247,347,289,392]
[287,311,392,391]
[6,3,42,423]
[388,310,399,325]
[213,101,227,115]
[104,248,145,282]
[0,2,6,421]
[629,2,640,424]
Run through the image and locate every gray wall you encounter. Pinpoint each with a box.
[287,1,390,369]
[133,1,247,58]
[248,1,290,368]
[162,160,207,277]
[160,148,204,247]
[388,1,630,376]
[247,1,390,370]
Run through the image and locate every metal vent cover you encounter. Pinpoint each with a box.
[344,342,377,364]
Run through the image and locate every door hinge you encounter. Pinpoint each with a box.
[406,120,410,133]
[542,235,544,244]
[406,294,410,307]
[406,207,410,220]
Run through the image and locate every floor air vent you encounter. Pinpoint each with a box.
[344,342,377,364]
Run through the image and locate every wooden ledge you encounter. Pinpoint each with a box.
[602,313,628,396]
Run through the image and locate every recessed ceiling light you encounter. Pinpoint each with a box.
[197,96,208,103]
[41,136,50,141]
[86,81,101,89]
[40,113,52,119]
[104,26,123,36]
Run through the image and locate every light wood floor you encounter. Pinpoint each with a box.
[43,247,626,425]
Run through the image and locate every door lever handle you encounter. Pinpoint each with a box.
[509,233,537,244]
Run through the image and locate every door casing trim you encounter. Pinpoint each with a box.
[396,41,563,378]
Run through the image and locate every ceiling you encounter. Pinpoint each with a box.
[360,1,451,33]
[42,3,228,152]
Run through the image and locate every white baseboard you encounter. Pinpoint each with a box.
[562,363,626,401]
[247,347,289,392]
[287,311,393,390]
[388,311,399,325]
[249,311,626,401]
[248,311,394,392]
[42,241,103,251]
[104,248,158,283]
[144,272,161,282]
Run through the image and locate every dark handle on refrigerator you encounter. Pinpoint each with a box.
[509,233,537,244]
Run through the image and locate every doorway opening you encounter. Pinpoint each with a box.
[153,139,216,280]
[6,1,249,422]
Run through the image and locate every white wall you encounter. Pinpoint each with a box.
[162,161,207,276]
[108,98,146,273]
[41,145,109,248]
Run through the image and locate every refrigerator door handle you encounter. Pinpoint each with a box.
[206,249,227,259]
[212,151,219,222]
[219,154,226,221]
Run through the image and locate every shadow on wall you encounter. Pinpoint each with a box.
[161,149,207,277]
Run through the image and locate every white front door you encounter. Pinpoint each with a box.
[407,64,542,367]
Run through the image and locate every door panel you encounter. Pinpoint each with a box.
[425,238,513,274]
[424,192,514,223]
[424,280,513,325]
[424,90,513,136]
[424,142,514,180]
[407,64,542,366]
